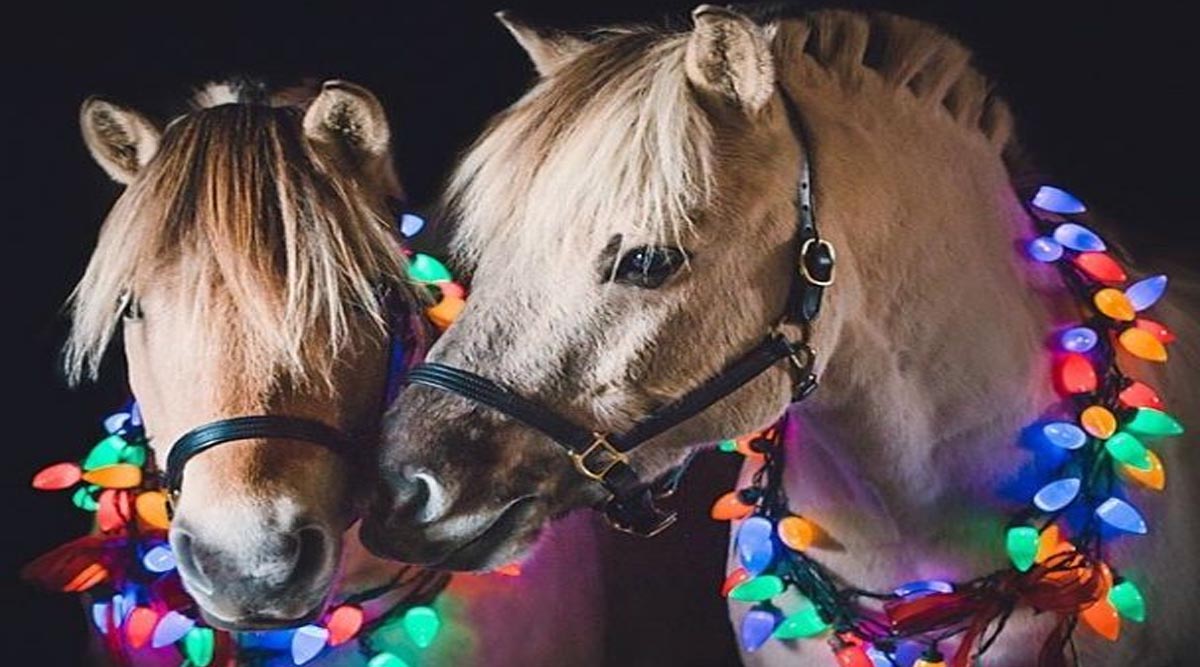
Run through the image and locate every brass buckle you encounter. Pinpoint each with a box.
[571,433,628,482]
[799,238,836,287]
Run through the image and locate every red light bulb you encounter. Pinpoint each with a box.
[326,605,364,647]
[1118,381,1164,410]
[1055,354,1097,395]
[1073,253,1127,283]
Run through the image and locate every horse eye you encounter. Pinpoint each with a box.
[612,246,687,288]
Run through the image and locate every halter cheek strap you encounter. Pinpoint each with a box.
[404,87,832,537]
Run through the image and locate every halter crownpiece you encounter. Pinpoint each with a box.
[404,85,833,537]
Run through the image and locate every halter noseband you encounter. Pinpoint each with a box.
[405,89,833,537]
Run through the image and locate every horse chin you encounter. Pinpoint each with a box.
[197,600,326,632]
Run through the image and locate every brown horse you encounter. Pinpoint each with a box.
[365,6,1200,665]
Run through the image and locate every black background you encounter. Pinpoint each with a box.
[2,2,1195,665]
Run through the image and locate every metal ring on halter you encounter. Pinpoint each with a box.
[799,238,837,287]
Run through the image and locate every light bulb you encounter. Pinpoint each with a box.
[1042,422,1087,450]
[1124,408,1184,437]
[1104,432,1151,471]
[141,544,176,573]
[729,575,785,602]
[135,490,171,529]
[407,253,452,283]
[151,611,195,648]
[83,435,127,470]
[291,625,329,665]
[773,599,829,639]
[1134,318,1175,343]
[1033,478,1081,512]
[1118,382,1164,410]
[1059,326,1098,353]
[1006,525,1040,572]
[125,607,158,649]
[1080,405,1117,438]
[721,568,751,597]
[1095,497,1147,535]
[81,464,142,489]
[1094,288,1135,321]
[1073,253,1126,283]
[399,213,426,238]
[1027,236,1063,262]
[736,516,776,575]
[1119,328,1167,361]
[1108,580,1146,622]
[1118,450,1165,491]
[711,491,754,521]
[740,608,779,652]
[1080,598,1120,641]
[402,606,440,648]
[183,627,215,667]
[1056,354,1097,394]
[326,605,364,647]
[1125,275,1167,311]
[1053,222,1104,251]
[1033,186,1087,214]
[778,516,816,551]
[32,462,82,490]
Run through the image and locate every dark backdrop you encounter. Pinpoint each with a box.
[2,2,1195,665]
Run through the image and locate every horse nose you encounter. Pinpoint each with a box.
[386,466,453,524]
[169,519,336,624]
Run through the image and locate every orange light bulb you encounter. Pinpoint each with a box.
[710,491,754,521]
[1094,289,1136,321]
[135,491,171,529]
[1118,450,1165,491]
[1118,328,1168,362]
[778,516,816,551]
[80,464,142,489]
[1080,406,1117,438]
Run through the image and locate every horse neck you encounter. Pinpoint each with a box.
[773,60,1068,576]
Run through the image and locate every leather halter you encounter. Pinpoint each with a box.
[404,89,835,537]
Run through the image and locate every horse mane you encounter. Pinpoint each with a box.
[447,7,1016,266]
[65,83,404,386]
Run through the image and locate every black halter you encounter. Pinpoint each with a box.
[405,90,834,537]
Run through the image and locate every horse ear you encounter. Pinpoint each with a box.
[80,98,161,185]
[303,80,392,168]
[685,5,775,115]
[495,10,587,77]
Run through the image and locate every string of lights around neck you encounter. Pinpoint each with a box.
[23,212,482,667]
[709,185,1183,667]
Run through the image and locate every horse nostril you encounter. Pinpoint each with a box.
[169,529,215,596]
[388,466,450,524]
[288,525,332,590]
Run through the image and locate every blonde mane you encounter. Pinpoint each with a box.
[448,9,1015,266]
[66,94,405,386]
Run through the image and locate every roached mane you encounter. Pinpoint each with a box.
[65,84,404,386]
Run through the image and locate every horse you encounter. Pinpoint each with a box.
[64,79,604,666]
[363,6,1200,666]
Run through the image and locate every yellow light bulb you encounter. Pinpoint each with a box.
[1094,288,1135,321]
[1080,405,1117,439]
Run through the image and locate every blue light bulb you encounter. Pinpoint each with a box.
[1032,186,1087,214]
[736,517,776,576]
[151,611,195,648]
[91,601,111,633]
[1027,236,1064,262]
[1096,497,1148,535]
[399,213,426,238]
[739,608,778,652]
[1033,478,1081,512]
[1125,275,1167,312]
[893,580,954,598]
[1059,326,1098,353]
[1042,422,1087,450]
[142,544,176,573]
[103,412,131,435]
[291,625,330,665]
[1052,223,1105,252]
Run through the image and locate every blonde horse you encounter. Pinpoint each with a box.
[366,6,1199,666]
[67,80,603,666]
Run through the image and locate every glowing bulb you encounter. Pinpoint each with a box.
[63,562,108,592]
[1124,408,1184,437]
[1094,288,1136,321]
[291,625,329,665]
[711,491,754,521]
[407,253,452,283]
[1073,253,1127,283]
[1053,222,1104,251]
[125,607,159,649]
[1033,186,1087,214]
[721,568,751,597]
[1058,326,1098,353]
[493,563,522,577]
[1109,580,1146,622]
[1080,406,1117,438]
[1027,236,1063,262]
[141,544,176,573]
[32,462,82,490]
[135,490,171,529]
[1042,422,1087,450]
[773,599,829,639]
[326,605,364,647]
[151,611,195,648]
[893,580,954,598]
[81,464,142,489]
[736,517,776,576]
[399,213,426,238]
[91,601,111,634]
[1035,523,1074,564]
[717,439,738,453]
[183,627,215,667]
[1056,354,1097,394]
[426,296,466,331]
[729,575,785,602]
[103,411,131,434]
[739,607,779,652]
[1080,598,1120,641]
[1118,450,1165,491]
[402,606,440,648]
[1095,497,1147,535]
[368,654,410,667]
[1006,526,1040,572]
[72,486,100,512]
[1119,328,1168,362]
[1104,432,1151,471]
[439,281,467,299]
[834,641,874,667]
[97,489,133,533]
[1033,478,1081,512]
[1125,275,1167,311]
[1118,382,1163,410]
[83,435,127,470]
[914,648,947,667]
[1134,318,1175,343]
[778,516,816,551]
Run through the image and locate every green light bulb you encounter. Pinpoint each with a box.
[183,627,215,667]
[1124,408,1184,437]
[83,435,126,471]
[72,486,99,511]
[402,606,441,649]
[367,653,410,667]
[718,440,737,453]
[729,575,785,602]
[773,599,829,639]
[118,444,147,467]
[1105,432,1152,470]
[1109,580,1146,622]
[1005,526,1039,572]
[407,253,453,284]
